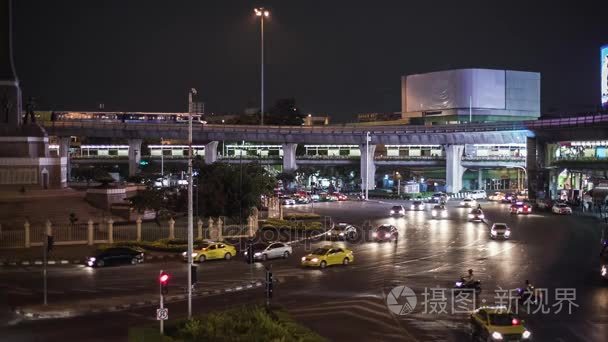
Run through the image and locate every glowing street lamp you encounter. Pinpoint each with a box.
[254,7,270,125]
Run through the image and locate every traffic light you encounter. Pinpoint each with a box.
[246,239,254,264]
[159,271,169,295]
[46,235,54,253]
[266,269,273,299]
[191,265,197,285]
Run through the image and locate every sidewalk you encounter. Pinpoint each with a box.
[15,279,264,320]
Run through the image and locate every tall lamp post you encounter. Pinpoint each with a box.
[187,88,197,319]
[254,7,270,125]
[365,131,371,200]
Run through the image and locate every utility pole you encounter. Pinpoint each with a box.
[160,137,164,186]
[187,89,196,319]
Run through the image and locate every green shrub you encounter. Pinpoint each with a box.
[129,306,326,342]
[99,238,212,253]
[262,219,322,231]
[283,213,321,220]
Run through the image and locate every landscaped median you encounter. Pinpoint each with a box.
[14,280,264,320]
[128,305,327,342]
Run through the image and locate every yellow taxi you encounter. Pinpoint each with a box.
[182,242,237,262]
[301,245,354,269]
[470,306,532,341]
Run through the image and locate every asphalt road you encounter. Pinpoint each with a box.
[1,199,607,341]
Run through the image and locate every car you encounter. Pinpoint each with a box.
[182,242,237,262]
[410,200,425,211]
[488,191,505,201]
[328,223,358,240]
[510,201,532,215]
[490,223,511,240]
[301,245,354,268]
[431,205,448,219]
[389,205,405,216]
[468,208,485,222]
[280,196,296,205]
[552,203,573,215]
[502,193,517,203]
[334,193,348,201]
[372,224,398,242]
[470,190,488,200]
[460,198,477,208]
[86,247,145,267]
[295,196,311,204]
[244,242,292,261]
[601,245,608,280]
[470,306,532,341]
[430,192,447,203]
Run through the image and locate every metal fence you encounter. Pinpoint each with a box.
[0,229,25,249]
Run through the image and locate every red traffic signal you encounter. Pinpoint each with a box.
[159,271,169,295]
[159,273,169,284]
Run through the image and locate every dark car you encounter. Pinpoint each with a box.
[372,224,398,242]
[86,247,144,267]
[410,200,425,211]
[501,193,516,203]
[510,201,532,215]
[328,223,358,240]
[468,208,485,222]
[389,205,405,216]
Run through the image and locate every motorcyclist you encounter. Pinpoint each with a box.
[462,269,475,285]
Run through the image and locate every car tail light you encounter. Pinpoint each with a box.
[512,318,520,325]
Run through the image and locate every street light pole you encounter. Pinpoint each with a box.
[187,88,197,319]
[365,131,371,201]
[254,8,269,125]
[160,137,164,186]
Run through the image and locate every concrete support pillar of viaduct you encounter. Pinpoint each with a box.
[204,141,218,164]
[445,144,465,193]
[128,139,142,176]
[59,137,71,181]
[359,144,377,190]
[282,143,298,172]
[478,169,483,190]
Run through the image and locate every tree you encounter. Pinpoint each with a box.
[276,172,295,190]
[266,98,305,126]
[128,188,166,225]
[197,162,274,222]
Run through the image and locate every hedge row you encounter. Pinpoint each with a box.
[99,238,211,253]
[262,219,323,231]
[283,213,322,220]
[128,305,327,342]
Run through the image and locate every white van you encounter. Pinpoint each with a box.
[470,190,487,200]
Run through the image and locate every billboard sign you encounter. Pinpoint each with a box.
[602,45,608,108]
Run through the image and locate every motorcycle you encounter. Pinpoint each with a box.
[454,277,482,293]
[516,286,541,305]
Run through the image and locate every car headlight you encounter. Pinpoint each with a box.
[491,331,503,340]
[192,253,198,257]
[390,210,395,214]
[372,232,378,237]
[491,229,497,236]
[432,210,437,216]
[418,205,424,209]
[88,257,96,261]
[301,257,306,261]
[455,281,463,287]
[602,265,607,277]
[339,232,345,236]
[399,210,404,214]
[479,214,484,218]
[254,252,262,256]
[410,205,415,209]
[505,230,511,237]
[311,258,319,263]
[442,211,448,217]
[182,252,187,257]
[460,202,465,205]
[468,214,474,218]
[522,330,531,339]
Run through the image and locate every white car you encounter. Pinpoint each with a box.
[470,190,487,200]
[552,203,572,215]
[460,198,477,207]
[490,223,511,240]
[244,242,293,261]
[488,192,505,201]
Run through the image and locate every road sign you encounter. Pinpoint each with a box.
[157,308,168,321]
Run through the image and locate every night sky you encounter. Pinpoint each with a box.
[12,1,608,122]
